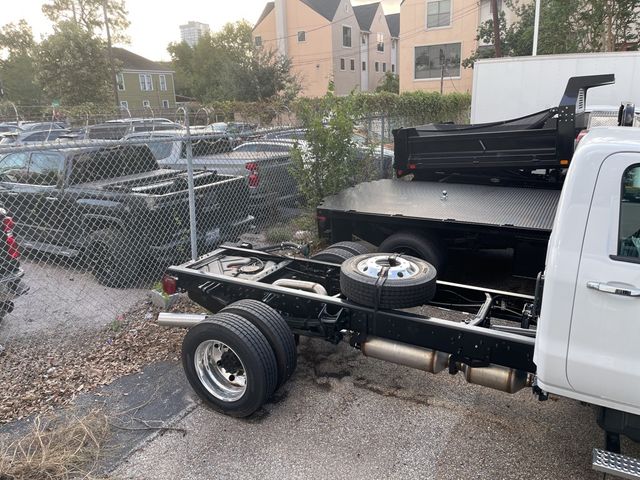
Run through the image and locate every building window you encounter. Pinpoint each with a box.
[343,26,352,47]
[362,61,367,71]
[142,100,151,108]
[377,33,384,52]
[383,62,387,72]
[340,58,346,70]
[617,165,640,259]
[254,36,262,47]
[392,39,398,50]
[162,100,170,109]
[362,35,367,45]
[116,73,125,91]
[159,74,167,91]
[392,64,395,73]
[375,62,379,72]
[426,0,452,29]
[415,43,461,79]
[350,59,355,71]
[120,100,128,109]
[297,31,306,42]
[139,74,153,91]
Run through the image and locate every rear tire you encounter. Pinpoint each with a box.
[378,231,446,273]
[182,313,278,418]
[88,229,140,288]
[220,300,297,389]
[328,241,372,256]
[311,247,355,264]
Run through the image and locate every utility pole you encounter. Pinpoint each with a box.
[532,0,541,55]
[103,0,119,107]
[440,64,444,94]
[491,0,503,57]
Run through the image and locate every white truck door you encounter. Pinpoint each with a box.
[568,153,640,409]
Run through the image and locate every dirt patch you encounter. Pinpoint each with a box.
[0,296,205,424]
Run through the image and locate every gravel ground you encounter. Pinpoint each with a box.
[113,337,640,480]
[0,259,147,342]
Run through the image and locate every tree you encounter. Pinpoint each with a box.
[376,72,399,94]
[42,0,130,42]
[463,0,640,67]
[0,21,43,105]
[168,21,299,103]
[37,21,112,105]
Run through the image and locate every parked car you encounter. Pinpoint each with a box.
[127,132,301,216]
[264,128,394,178]
[85,119,183,140]
[0,142,254,287]
[0,207,28,325]
[0,129,72,145]
[0,124,22,135]
[20,121,67,132]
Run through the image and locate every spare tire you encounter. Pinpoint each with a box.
[340,253,437,309]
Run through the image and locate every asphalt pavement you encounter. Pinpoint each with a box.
[111,337,640,480]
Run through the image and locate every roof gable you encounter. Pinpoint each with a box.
[386,12,399,38]
[300,0,342,21]
[112,47,172,72]
[354,3,380,32]
[255,2,275,28]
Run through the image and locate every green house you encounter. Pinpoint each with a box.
[112,48,177,113]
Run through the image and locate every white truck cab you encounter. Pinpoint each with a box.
[535,127,640,414]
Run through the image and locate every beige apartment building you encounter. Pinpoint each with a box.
[399,0,518,94]
[253,0,394,97]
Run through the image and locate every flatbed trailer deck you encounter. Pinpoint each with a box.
[317,179,560,276]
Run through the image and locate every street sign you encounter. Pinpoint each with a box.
[51,100,60,108]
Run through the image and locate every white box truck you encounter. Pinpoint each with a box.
[471,52,640,123]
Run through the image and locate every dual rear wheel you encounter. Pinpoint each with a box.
[182,299,296,418]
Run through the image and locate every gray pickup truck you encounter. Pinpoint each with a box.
[126,131,300,217]
[0,142,254,287]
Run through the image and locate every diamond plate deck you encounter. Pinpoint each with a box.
[593,448,640,479]
[319,180,560,232]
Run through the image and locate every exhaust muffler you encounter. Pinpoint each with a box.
[359,336,531,394]
[157,312,208,328]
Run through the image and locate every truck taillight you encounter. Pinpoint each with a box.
[246,162,259,188]
[162,275,178,295]
[6,234,19,259]
[3,216,15,233]
[317,214,328,235]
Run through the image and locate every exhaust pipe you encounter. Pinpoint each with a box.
[157,312,208,328]
[359,336,531,393]
[273,279,328,296]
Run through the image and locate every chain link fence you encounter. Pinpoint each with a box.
[0,106,398,336]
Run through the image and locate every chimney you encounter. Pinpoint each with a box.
[274,0,288,57]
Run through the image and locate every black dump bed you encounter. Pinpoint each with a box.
[393,74,615,183]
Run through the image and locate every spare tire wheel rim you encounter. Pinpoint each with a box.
[194,340,247,402]
[356,255,420,280]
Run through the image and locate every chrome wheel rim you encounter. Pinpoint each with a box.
[356,255,419,279]
[194,340,247,402]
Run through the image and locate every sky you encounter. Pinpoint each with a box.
[3,0,402,61]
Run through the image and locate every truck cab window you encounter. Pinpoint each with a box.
[28,152,64,186]
[619,165,640,258]
[0,152,30,183]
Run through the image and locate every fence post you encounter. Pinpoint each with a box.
[380,115,385,177]
[184,106,199,261]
